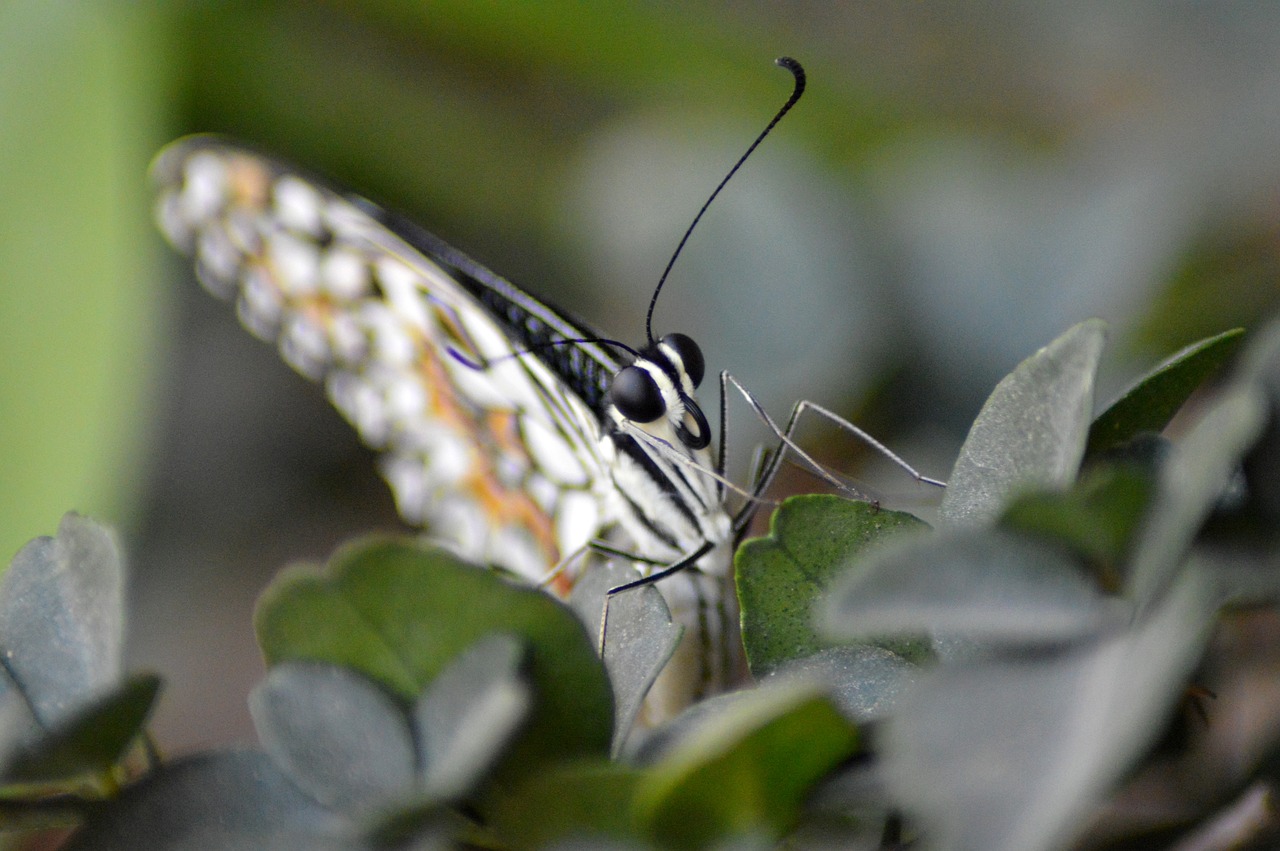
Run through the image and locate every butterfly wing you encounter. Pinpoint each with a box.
[152,136,616,588]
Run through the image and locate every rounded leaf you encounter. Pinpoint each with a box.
[822,528,1127,647]
[65,751,348,850]
[636,683,859,849]
[254,539,612,784]
[882,567,1216,851]
[0,513,125,726]
[250,662,416,816]
[736,495,927,676]
[415,634,532,798]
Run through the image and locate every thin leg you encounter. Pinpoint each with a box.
[606,539,716,596]
[720,373,867,499]
[589,539,666,568]
[537,542,589,589]
[598,539,715,659]
[721,372,945,494]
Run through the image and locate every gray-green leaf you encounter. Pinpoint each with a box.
[941,320,1107,527]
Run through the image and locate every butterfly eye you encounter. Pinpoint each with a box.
[660,333,705,388]
[610,365,666,423]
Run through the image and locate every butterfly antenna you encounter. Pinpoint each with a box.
[643,56,806,344]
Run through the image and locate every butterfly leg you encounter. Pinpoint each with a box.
[606,539,717,595]
[598,540,733,711]
[588,539,666,568]
[719,371,944,512]
[596,539,715,666]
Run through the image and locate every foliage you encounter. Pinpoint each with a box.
[8,319,1280,848]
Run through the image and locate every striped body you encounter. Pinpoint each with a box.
[152,137,737,718]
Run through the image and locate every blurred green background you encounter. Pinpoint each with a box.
[4,2,1280,749]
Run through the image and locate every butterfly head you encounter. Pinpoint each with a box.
[609,332,710,450]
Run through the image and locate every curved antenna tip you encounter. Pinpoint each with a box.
[643,56,808,343]
[774,57,806,96]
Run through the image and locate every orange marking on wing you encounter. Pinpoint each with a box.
[487,409,526,459]
[414,330,563,582]
[226,155,271,210]
[228,182,570,589]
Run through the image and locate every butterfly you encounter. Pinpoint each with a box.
[151,59,810,721]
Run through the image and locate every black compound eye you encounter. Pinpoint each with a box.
[610,365,666,423]
[660,332,705,388]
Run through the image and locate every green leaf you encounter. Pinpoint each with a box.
[490,761,644,847]
[735,495,927,676]
[820,529,1124,648]
[415,634,532,798]
[1086,328,1245,457]
[249,663,417,817]
[882,566,1217,851]
[1126,383,1267,607]
[635,683,859,850]
[64,751,347,850]
[940,320,1107,527]
[254,539,612,785]
[1000,464,1157,589]
[0,513,125,725]
[568,559,682,754]
[3,674,160,784]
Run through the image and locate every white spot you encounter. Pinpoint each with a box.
[458,304,510,361]
[433,499,487,558]
[491,527,545,580]
[555,490,601,556]
[442,351,513,411]
[274,176,324,235]
[320,248,369,300]
[327,312,367,364]
[381,454,428,523]
[239,267,284,330]
[527,474,559,513]
[236,295,276,342]
[375,257,435,334]
[181,151,228,223]
[386,374,426,422]
[360,303,416,367]
[156,192,193,248]
[323,198,369,235]
[421,431,472,486]
[279,313,329,378]
[329,371,389,445]
[522,417,587,485]
[454,304,548,410]
[195,227,239,293]
[268,231,320,295]
[500,357,549,413]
